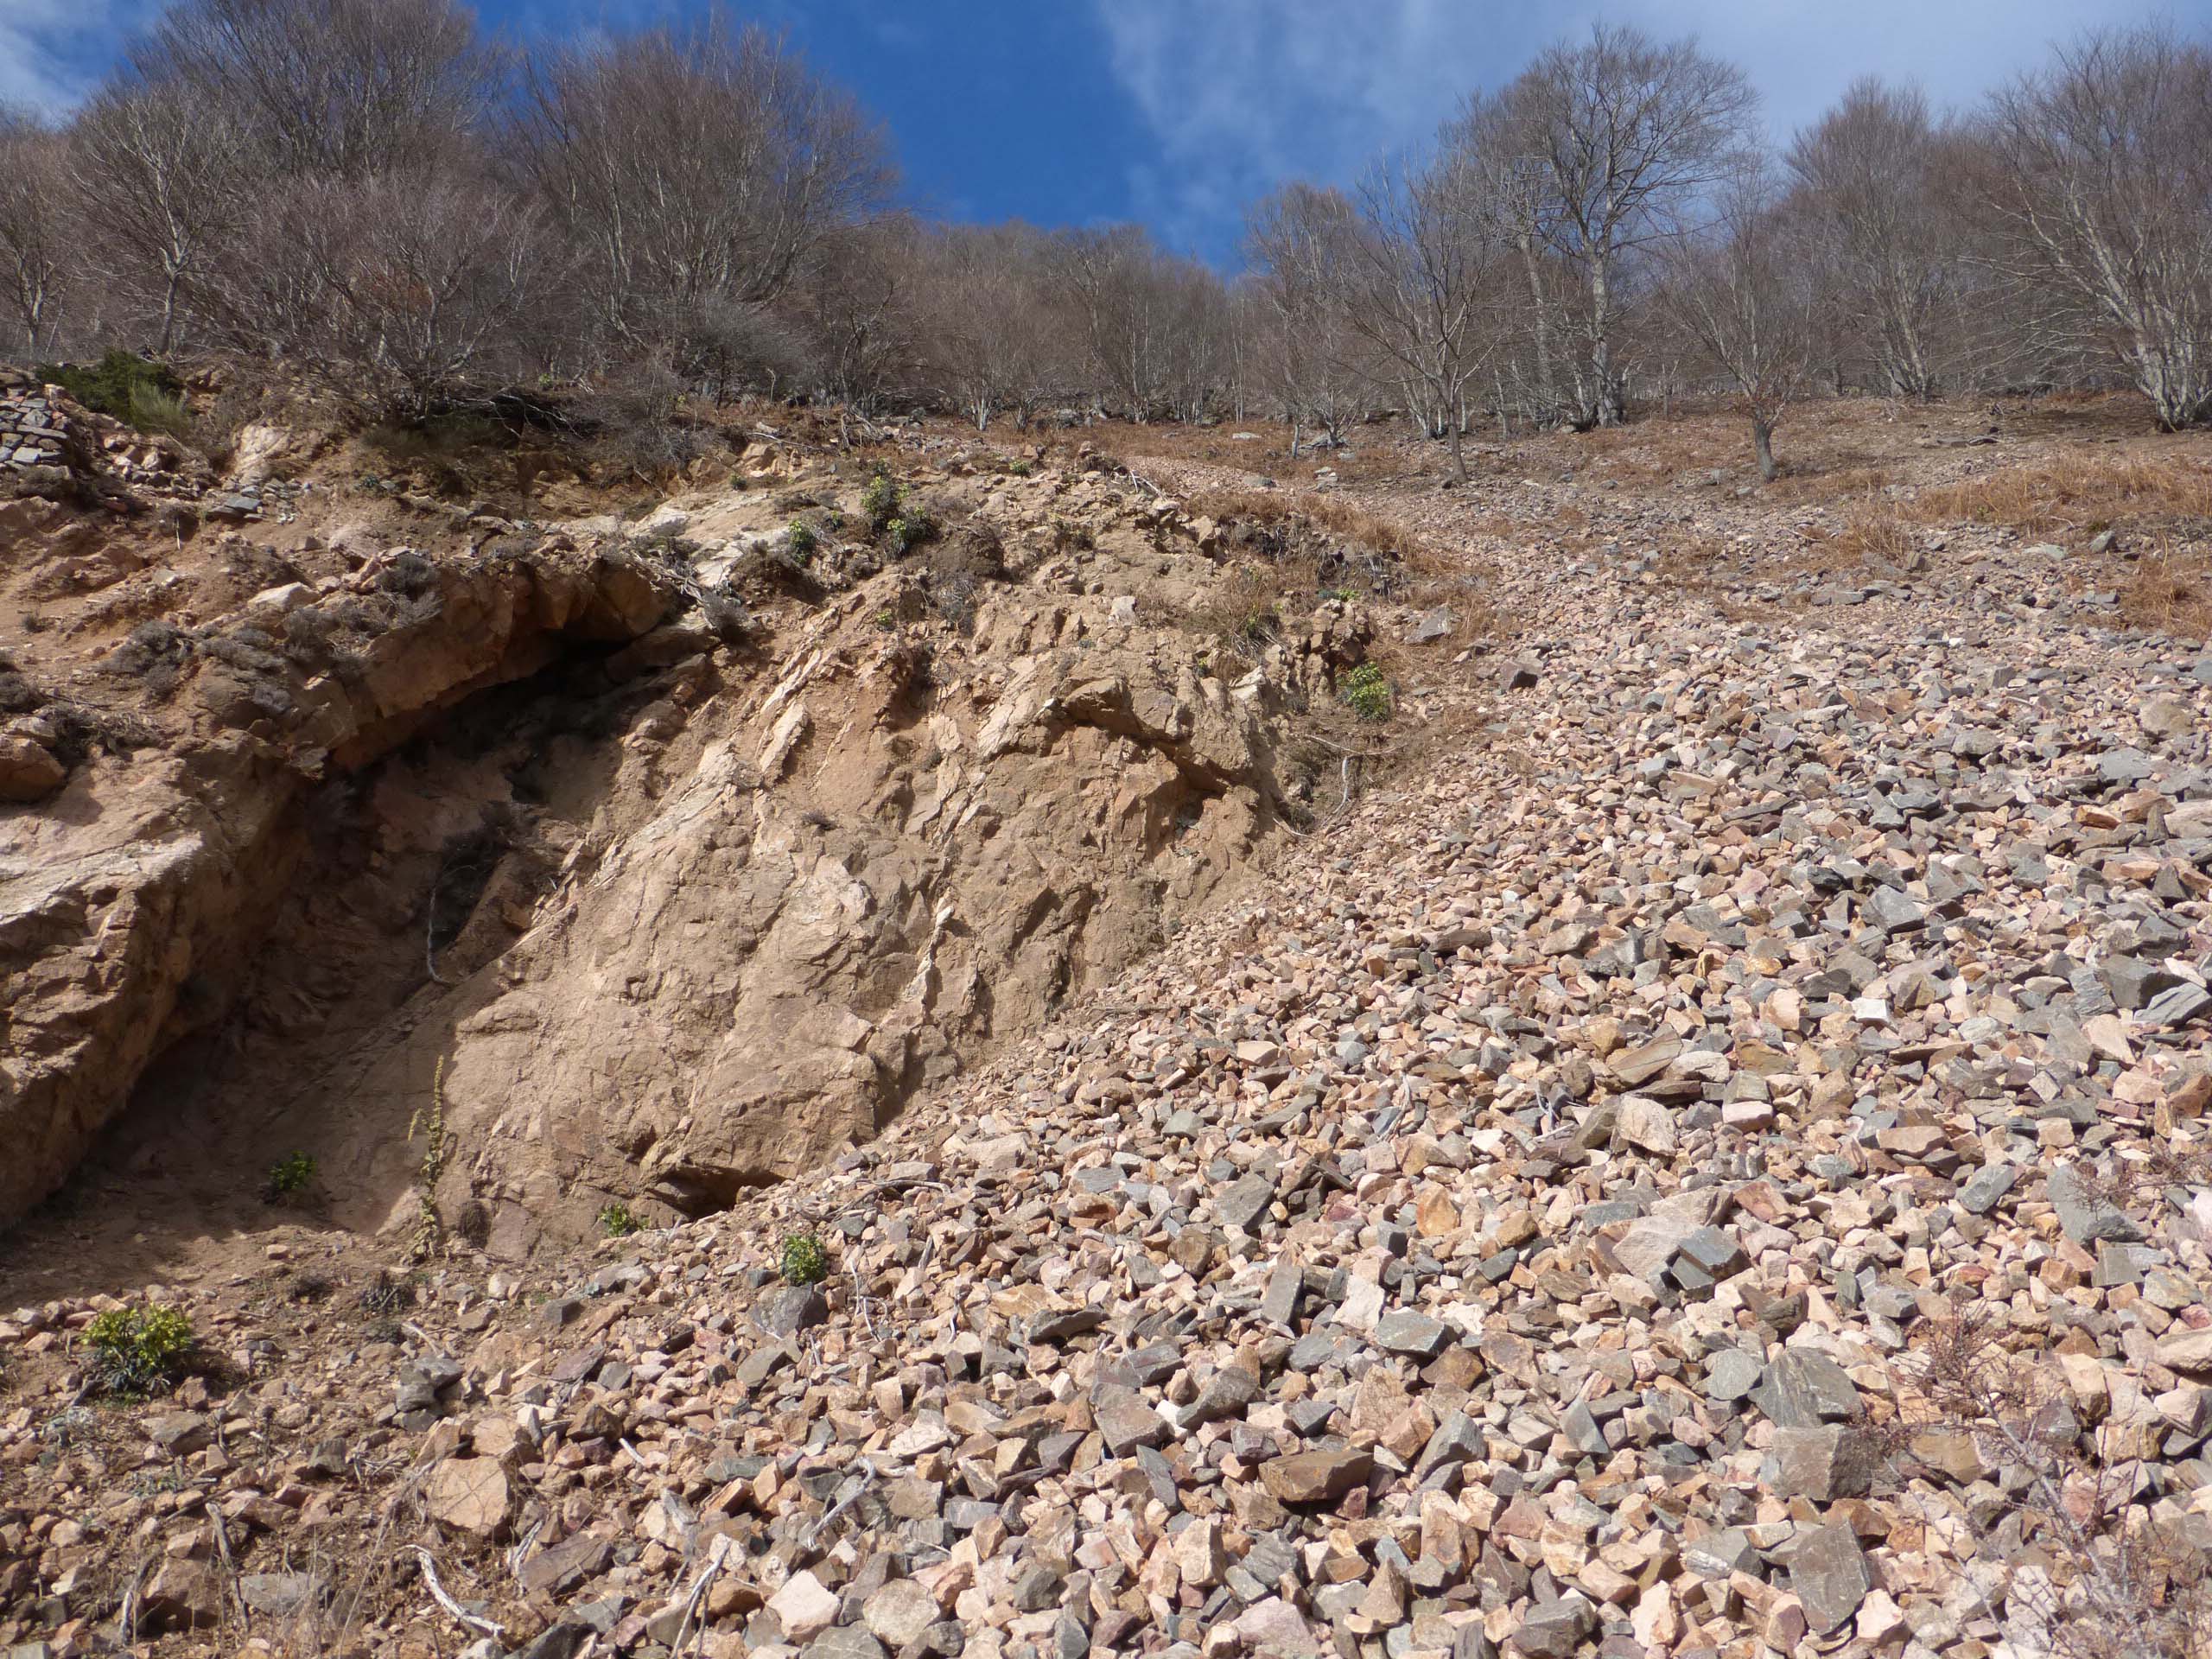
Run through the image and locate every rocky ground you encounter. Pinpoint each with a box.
[5,396,2212,1659]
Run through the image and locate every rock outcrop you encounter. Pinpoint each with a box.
[0,435,1363,1238]
[0,542,678,1223]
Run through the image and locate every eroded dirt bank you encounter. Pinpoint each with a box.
[1,390,1387,1262]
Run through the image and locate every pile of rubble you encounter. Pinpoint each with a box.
[0,385,83,474]
[6,434,2212,1659]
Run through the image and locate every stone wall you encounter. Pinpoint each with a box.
[0,386,84,473]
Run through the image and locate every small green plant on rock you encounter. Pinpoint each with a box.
[264,1152,316,1204]
[861,471,902,531]
[599,1201,643,1238]
[83,1305,195,1397]
[887,509,939,554]
[1342,663,1392,722]
[780,1231,829,1287]
[785,519,819,564]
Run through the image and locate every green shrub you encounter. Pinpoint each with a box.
[598,1201,642,1238]
[780,1231,829,1286]
[127,384,194,440]
[37,351,185,430]
[1007,458,1033,478]
[264,1152,316,1204]
[83,1305,195,1396]
[1341,663,1392,722]
[861,471,902,531]
[887,510,938,554]
[785,520,819,564]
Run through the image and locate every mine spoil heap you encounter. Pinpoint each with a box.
[6,406,2212,1659]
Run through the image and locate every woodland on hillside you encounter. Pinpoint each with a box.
[3,3,2212,478]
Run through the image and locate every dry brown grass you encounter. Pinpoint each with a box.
[1188,563,1299,662]
[1550,410,1746,482]
[2122,540,2212,640]
[1813,493,1920,572]
[1085,417,1406,485]
[1808,451,2212,601]
[1766,463,1897,505]
[1907,454,2212,537]
[1186,487,1440,573]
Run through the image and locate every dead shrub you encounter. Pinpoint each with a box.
[1190,565,1294,666]
[1189,489,1439,597]
[923,522,1007,634]
[105,620,194,697]
[1767,463,1896,505]
[1896,1309,2212,1659]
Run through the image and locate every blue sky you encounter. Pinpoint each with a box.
[9,0,2209,265]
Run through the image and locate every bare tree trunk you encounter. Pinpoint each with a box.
[1518,233,1554,422]
[1590,257,1621,425]
[1752,414,1777,482]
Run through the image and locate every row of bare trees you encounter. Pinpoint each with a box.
[0,0,1244,429]
[1243,21,2212,476]
[3,4,2209,454]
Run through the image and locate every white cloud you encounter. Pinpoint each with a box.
[1094,0,2201,257]
[1,0,162,111]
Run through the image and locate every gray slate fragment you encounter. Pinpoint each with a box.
[1754,1349,1863,1427]
[2143,982,2212,1028]
[2103,955,2183,1012]
[1791,1523,1873,1636]
[753,1286,829,1338]
[1704,1349,1764,1402]
[1956,1162,2018,1216]
[1028,1305,1107,1344]
[1513,1595,1595,1659]
[1374,1308,1452,1359]
[1216,1173,1274,1230]
[1767,1426,1879,1500]
[1261,1256,1302,1325]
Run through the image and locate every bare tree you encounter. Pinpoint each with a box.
[1786,79,1965,400]
[314,175,545,414]
[1057,226,1229,422]
[136,0,493,182]
[1345,143,1504,480]
[915,222,1069,430]
[1452,92,1574,429]
[1977,27,2212,430]
[1492,24,1758,427]
[512,16,893,366]
[69,79,251,353]
[1659,169,1817,480]
[1154,260,1233,424]
[0,111,71,354]
[1244,185,1373,453]
[785,217,925,414]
